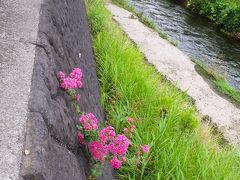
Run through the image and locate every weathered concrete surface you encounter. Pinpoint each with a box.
[107,3,240,145]
[0,0,42,179]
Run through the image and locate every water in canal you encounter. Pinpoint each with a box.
[128,0,240,91]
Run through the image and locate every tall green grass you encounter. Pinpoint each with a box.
[86,0,240,179]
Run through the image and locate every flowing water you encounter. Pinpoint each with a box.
[128,0,240,91]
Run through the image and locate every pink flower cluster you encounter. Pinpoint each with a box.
[140,145,150,154]
[99,126,115,143]
[59,68,132,172]
[108,134,130,156]
[77,122,131,169]
[77,115,150,170]
[77,131,85,145]
[89,141,108,161]
[110,156,122,169]
[58,68,83,90]
[89,126,130,169]
[79,113,98,131]
[137,144,150,158]
[123,117,136,138]
[59,68,150,173]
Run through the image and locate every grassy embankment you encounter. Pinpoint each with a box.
[187,0,240,34]
[86,0,240,179]
[192,59,240,105]
[111,0,178,46]
[115,0,240,106]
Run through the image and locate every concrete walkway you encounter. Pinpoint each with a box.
[0,0,42,179]
[107,3,240,145]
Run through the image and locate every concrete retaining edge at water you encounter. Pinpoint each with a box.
[0,0,114,179]
[107,2,240,145]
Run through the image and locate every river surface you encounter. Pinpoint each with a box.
[128,0,240,91]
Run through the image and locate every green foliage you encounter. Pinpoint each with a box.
[86,0,240,179]
[86,0,110,36]
[187,0,240,32]
[192,58,240,104]
[214,80,240,103]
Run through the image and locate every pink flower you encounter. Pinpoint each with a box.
[76,94,81,102]
[58,71,66,80]
[140,145,150,154]
[70,68,83,81]
[130,125,136,133]
[60,77,78,90]
[58,68,83,90]
[99,126,115,143]
[123,128,129,134]
[108,134,130,156]
[89,141,108,161]
[79,113,98,131]
[77,131,85,145]
[121,156,126,162]
[76,80,83,88]
[110,156,122,169]
[127,117,134,123]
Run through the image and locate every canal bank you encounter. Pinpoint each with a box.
[107,2,240,145]
[128,0,240,92]
[87,0,240,178]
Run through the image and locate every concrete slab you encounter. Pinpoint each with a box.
[0,0,42,179]
[107,3,240,145]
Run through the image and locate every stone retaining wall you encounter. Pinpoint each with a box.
[20,0,113,179]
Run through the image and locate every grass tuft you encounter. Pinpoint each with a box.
[86,0,240,179]
[192,58,240,105]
